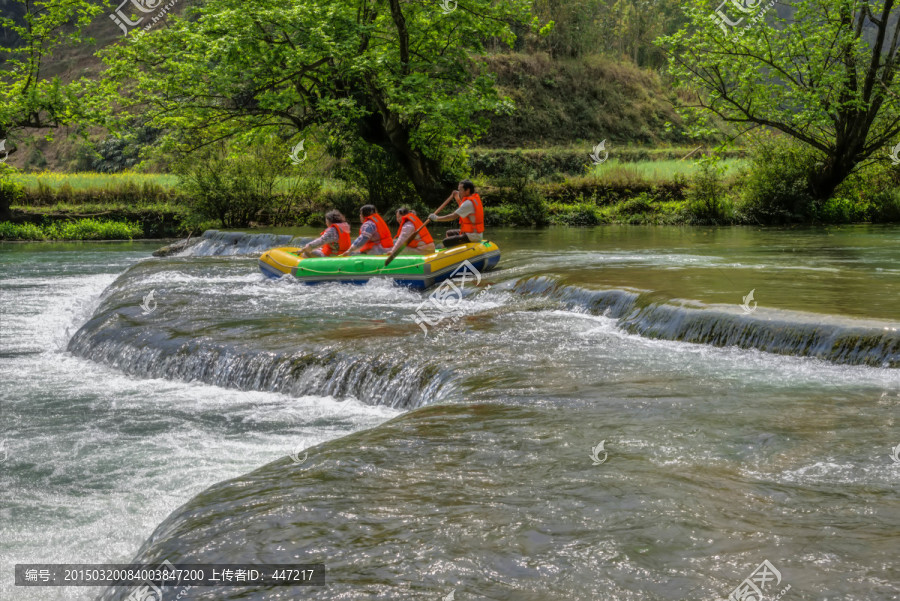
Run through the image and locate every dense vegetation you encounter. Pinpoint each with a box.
[2,0,900,237]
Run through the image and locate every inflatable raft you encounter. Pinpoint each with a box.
[258,241,501,289]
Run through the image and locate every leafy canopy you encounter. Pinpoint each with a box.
[0,0,107,141]
[97,0,543,166]
[659,0,900,195]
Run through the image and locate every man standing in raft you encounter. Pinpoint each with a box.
[340,205,395,255]
[300,210,351,257]
[391,207,436,255]
[427,179,483,248]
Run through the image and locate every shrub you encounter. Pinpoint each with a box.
[0,221,45,240]
[1,174,26,218]
[829,160,900,223]
[483,205,516,226]
[683,158,731,223]
[548,201,602,225]
[616,193,655,216]
[493,151,549,226]
[0,219,142,240]
[869,189,900,222]
[91,125,162,173]
[334,141,419,213]
[738,137,818,222]
[178,143,292,227]
[318,187,367,222]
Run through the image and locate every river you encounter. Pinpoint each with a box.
[1,225,898,601]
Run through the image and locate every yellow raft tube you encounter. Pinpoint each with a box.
[258,241,501,290]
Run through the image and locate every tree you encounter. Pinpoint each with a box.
[660,0,900,200]
[0,0,106,218]
[97,0,545,203]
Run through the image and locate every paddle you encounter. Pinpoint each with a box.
[383,193,455,267]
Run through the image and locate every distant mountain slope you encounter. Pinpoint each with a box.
[479,52,687,148]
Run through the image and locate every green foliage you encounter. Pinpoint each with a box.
[492,152,549,225]
[547,201,603,225]
[683,156,730,223]
[869,191,900,223]
[1,175,26,206]
[0,0,104,140]
[660,0,900,200]
[97,0,542,201]
[529,0,686,66]
[0,219,143,240]
[335,142,419,214]
[615,193,655,216]
[178,143,303,228]
[0,221,44,239]
[826,160,900,223]
[316,187,368,223]
[91,126,163,173]
[483,205,517,227]
[738,138,818,223]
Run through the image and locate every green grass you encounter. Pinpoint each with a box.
[10,171,180,191]
[11,201,192,214]
[588,158,746,181]
[10,171,346,193]
[0,218,144,240]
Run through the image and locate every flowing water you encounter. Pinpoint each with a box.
[1,226,898,601]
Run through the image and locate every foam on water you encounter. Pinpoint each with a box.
[0,251,400,601]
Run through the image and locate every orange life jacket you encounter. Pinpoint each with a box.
[360,213,394,253]
[319,222,351,256]
[457,193,484,234]
[396,213,434,248]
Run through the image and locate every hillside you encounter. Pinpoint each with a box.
[479,52,688,148]
[3,1,689,171]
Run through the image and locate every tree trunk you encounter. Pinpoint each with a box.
[359,85,456,204]
[810,146,859,201]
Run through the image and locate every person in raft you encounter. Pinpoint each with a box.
[299,210,351,257]
[391,207,436,255]
[339,204,394,255]
[428,179,483,248]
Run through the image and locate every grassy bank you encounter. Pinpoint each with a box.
[2,147,898,241]
[0,218,144,240]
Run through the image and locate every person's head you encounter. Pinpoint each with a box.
[457,179,475,196]
[324,210,346,227]
[360,204,377,220]
[395,206,413,222]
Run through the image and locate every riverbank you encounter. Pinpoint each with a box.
[5,191,897,240]
[3,153,899,240]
